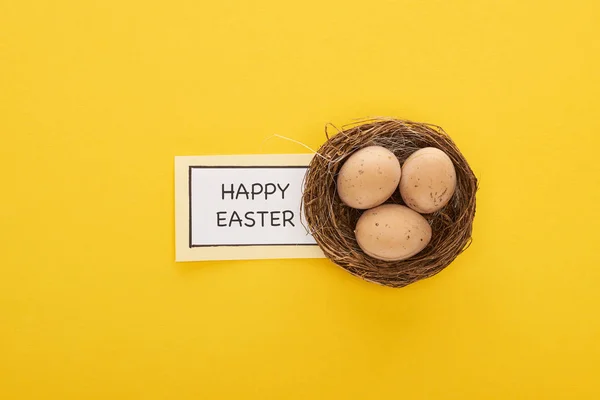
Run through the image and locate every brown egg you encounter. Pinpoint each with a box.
[355,204,432,261]
[399,147,457,214]
[336,146,401,209]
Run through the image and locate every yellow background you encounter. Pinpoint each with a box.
[1,0,599,398]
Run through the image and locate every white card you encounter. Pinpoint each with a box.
[175,154,325,261]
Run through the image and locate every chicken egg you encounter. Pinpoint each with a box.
[399,147,457,214]
[336,146,401,209]
[354,204,432,261]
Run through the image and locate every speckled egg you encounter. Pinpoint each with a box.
[399,147,457,214]
[354,204,432,261]
[336,146,401,209]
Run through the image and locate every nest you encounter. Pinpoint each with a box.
[302,118,477,288]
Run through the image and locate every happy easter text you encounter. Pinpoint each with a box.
[216,183,295,228]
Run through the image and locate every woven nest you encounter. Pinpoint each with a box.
[302,118,477,288]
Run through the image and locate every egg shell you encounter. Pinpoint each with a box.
[355,204,432,261]
[336,146,401,209]
[399,147,457,214]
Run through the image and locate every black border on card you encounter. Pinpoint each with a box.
[188,165,314,248]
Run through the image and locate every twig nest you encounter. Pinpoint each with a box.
[302,118,477,288]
